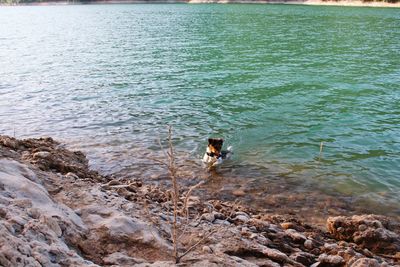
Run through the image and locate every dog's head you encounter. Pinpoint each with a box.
[207,138,224,158]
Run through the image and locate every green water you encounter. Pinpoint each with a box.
[0,4,399,218]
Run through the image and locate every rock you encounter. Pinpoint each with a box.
[285,229,307,243]
[234,212,250,223]
[324,242,338,251]
[201,213,215,223]
[103,252,145,265]
[212,211,225,220]
[1,137,18,149]
[350,257,380,267]
[318,253,344,266]
[327,215,400,254]
[107,180,121,186]
[232,189,245,197]
[214,219,230,225]
[65,172,79,179]
[235,215,250,223]
[262,247,290,263]
[290,251,316,266]
[202,245,212,253]
[304,239,314,250]
[33,151,51,159]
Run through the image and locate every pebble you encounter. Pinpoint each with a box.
[281,222,295,229]
[304,239,313,250]
[285,229,306,243]
[213,219,230,225]
[358,224,367,231]
[33,151,51,159]
[235,215,250,223]
[212,211,225,220]
[324,243,338,251]
[202,246,212,253]
[232,189,245,197]
[318,254,344,266]
[350,258,380,267]
[65,172,79,180]
[262,247,290,263]
[200,213,215,223]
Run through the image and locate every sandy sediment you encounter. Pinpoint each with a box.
[0,135,399,266]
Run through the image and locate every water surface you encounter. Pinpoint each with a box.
[1,4,399,223]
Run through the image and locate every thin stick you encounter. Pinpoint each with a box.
[177,181,205,241]
[318,141,325,161]
[167,126,179,262]
[176,228,217,263]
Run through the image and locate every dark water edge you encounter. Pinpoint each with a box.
[105,145,400,227]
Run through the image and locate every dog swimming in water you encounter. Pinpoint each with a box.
[202,138,233,167]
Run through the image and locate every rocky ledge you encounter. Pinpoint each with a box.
[0,135,399,266]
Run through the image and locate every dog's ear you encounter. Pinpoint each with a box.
[208,138,224,148]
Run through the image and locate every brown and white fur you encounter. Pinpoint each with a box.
[202,138,233,167]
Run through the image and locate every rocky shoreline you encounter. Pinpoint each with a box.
[0,135,399,266]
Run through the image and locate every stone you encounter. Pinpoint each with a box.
[65,172,79,180]
[290,251,316,266]
[350,258,380,267]
[103,252,145,265]
[327,215,400,254]
[33,151,51,159]
[235,215,249,223]
[201,213,215,223]
[285,229,307,243]
[318,254,344,266]
[304,239,314,250]
[202,245,212,253]
[232,189,245,197]
[263,247,290,263]
[213,219,230,225]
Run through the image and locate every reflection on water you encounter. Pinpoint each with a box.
[0,4,399,223]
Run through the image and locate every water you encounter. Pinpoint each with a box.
[1,4,399,223]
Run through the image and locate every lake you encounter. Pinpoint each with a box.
[1,3,399,223]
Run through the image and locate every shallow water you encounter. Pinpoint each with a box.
[1,4,399,222]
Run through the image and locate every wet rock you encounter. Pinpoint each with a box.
[232,189,245,197]
[327,215,400,254]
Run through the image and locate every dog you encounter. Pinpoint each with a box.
[202,138,233,167]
